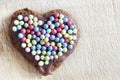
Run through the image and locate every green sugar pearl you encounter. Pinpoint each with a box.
[41,55,45,60]
[45,56,50,61]
[42,51,46,55]
[50,24,55,29]
[18,15,23,20]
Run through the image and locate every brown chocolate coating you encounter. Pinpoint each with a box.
[9,8,80,76]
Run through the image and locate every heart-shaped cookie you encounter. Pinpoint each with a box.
[9,8,79,76]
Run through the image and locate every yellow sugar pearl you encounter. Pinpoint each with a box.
[45,61,49,65]
[42,51,46,55]
[62,30,66,35]
[58,52,63,56]
[59,19,63,24]
[69,36,73,40]
[33,22,38,26]
[57,43,62,47]
[14,20,19,25]
[27,43,32,47]
[26,39,30,43]
[32,40,37,45]
[40,40,45,45]
[54,55,59,59]
[41,55,45,60]
[63,47,68,53]
[44,38,49,42]
[51,42,55,46]
[29,15,34,19]
[70,40,74,44]
[27,34,32,39]
[64,34,69,38]
[24,23,29,28]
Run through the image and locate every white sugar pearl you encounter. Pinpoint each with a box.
[21,43,26,48]
[12,26,17,32]
[38,61,44,66]
[35,55,40,61]
[31,51,36,56]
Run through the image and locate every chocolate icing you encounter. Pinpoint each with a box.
[9,8,79,76]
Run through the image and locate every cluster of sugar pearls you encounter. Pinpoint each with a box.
[12,13,77,66]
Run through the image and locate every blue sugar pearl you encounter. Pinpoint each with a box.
[55,22,60,27]
[62,43,67,47]
[64,25,68,30]
[60,38,64,43]
[36,37,40,42]
[41,29,46,34]
[32,34,36,39]
[43,24,49,29]
[63,17,68,22]
[17,25,22,30]
[18,33,23,39]
[58,48,63,52]
[68,44,73,50]
[50,16,54,21]
[36,44,41,50]
[31,45,36,50]
[41,46,46,50]
[50,35,55,40]
[55,37,60,42]
[34,27,39,32]
[70,25,75,29]
[48,46,52,51]
[51,51,56,55]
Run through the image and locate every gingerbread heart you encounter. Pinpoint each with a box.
[9,8,79,76]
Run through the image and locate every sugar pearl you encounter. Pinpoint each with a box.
[28,20,33,24]
[35,55,40,61]
[50,24,55,29]
[21,28,26,34]
[21,43,26,48]
[31,46,36,50]
[68,44,73,50]
[67,21,72,26]
[41,55,45,60]
[20,21,24,25]
[29,15,34,19]
[33,17,38,22]
[18,15,23,20]
[54,13,59,18]
[59,14,64,19]
[21,37,26,42]
[36,50,41,54]
[12,26,17,32]
[45,56,50,61]
[36,44,41,50]
[45,61,49,65]
[58,52,63,56]
[14,20,19,25]
[38,61,44,66]
[47,21,52,25]
[38,20,43,25]
[24,16,28,22]
[63,47,68,53]
[31,51,36,55]
[50,16,54,21]
[18,33,24,39]
[51,29,57,34]
[50,56,54,60]
[55,55,58,59]
[25,47,30,52]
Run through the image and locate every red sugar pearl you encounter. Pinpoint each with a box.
[54,13,59,18]
[36,32,41,36]
[21,37,26,42]
[29,25,34,30]
[67,21,72,26]
[60,24,64,28]
[51,29,57,34]
[64,38,69,43]
[21,29,26,34]
[53,46,58,51]
[26,29,31,33]
[45,42,50,47]
[56,27,62,32]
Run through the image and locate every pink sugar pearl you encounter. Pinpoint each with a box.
[21,29,26,34]
[60,24,64,28]
[29,25,34,30]
[65,38,69,43]
[54,13,59,18]
[67,21,72,26]
[21,37,26,42]
[31,31,35,34]
[47,21,52,25]
[25,47,30,52]
[35,55,40,61]
[51,29,57,34]
[56,28,62,32]
[57,33,62,38]
[24,16,28,22]
[45,34,50,38]
[45,42,50,47]
[50,56,54,60]
[26,29,31,33]
[54,18,58,22]
[53,46,58,51]
[36,32,41,36]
